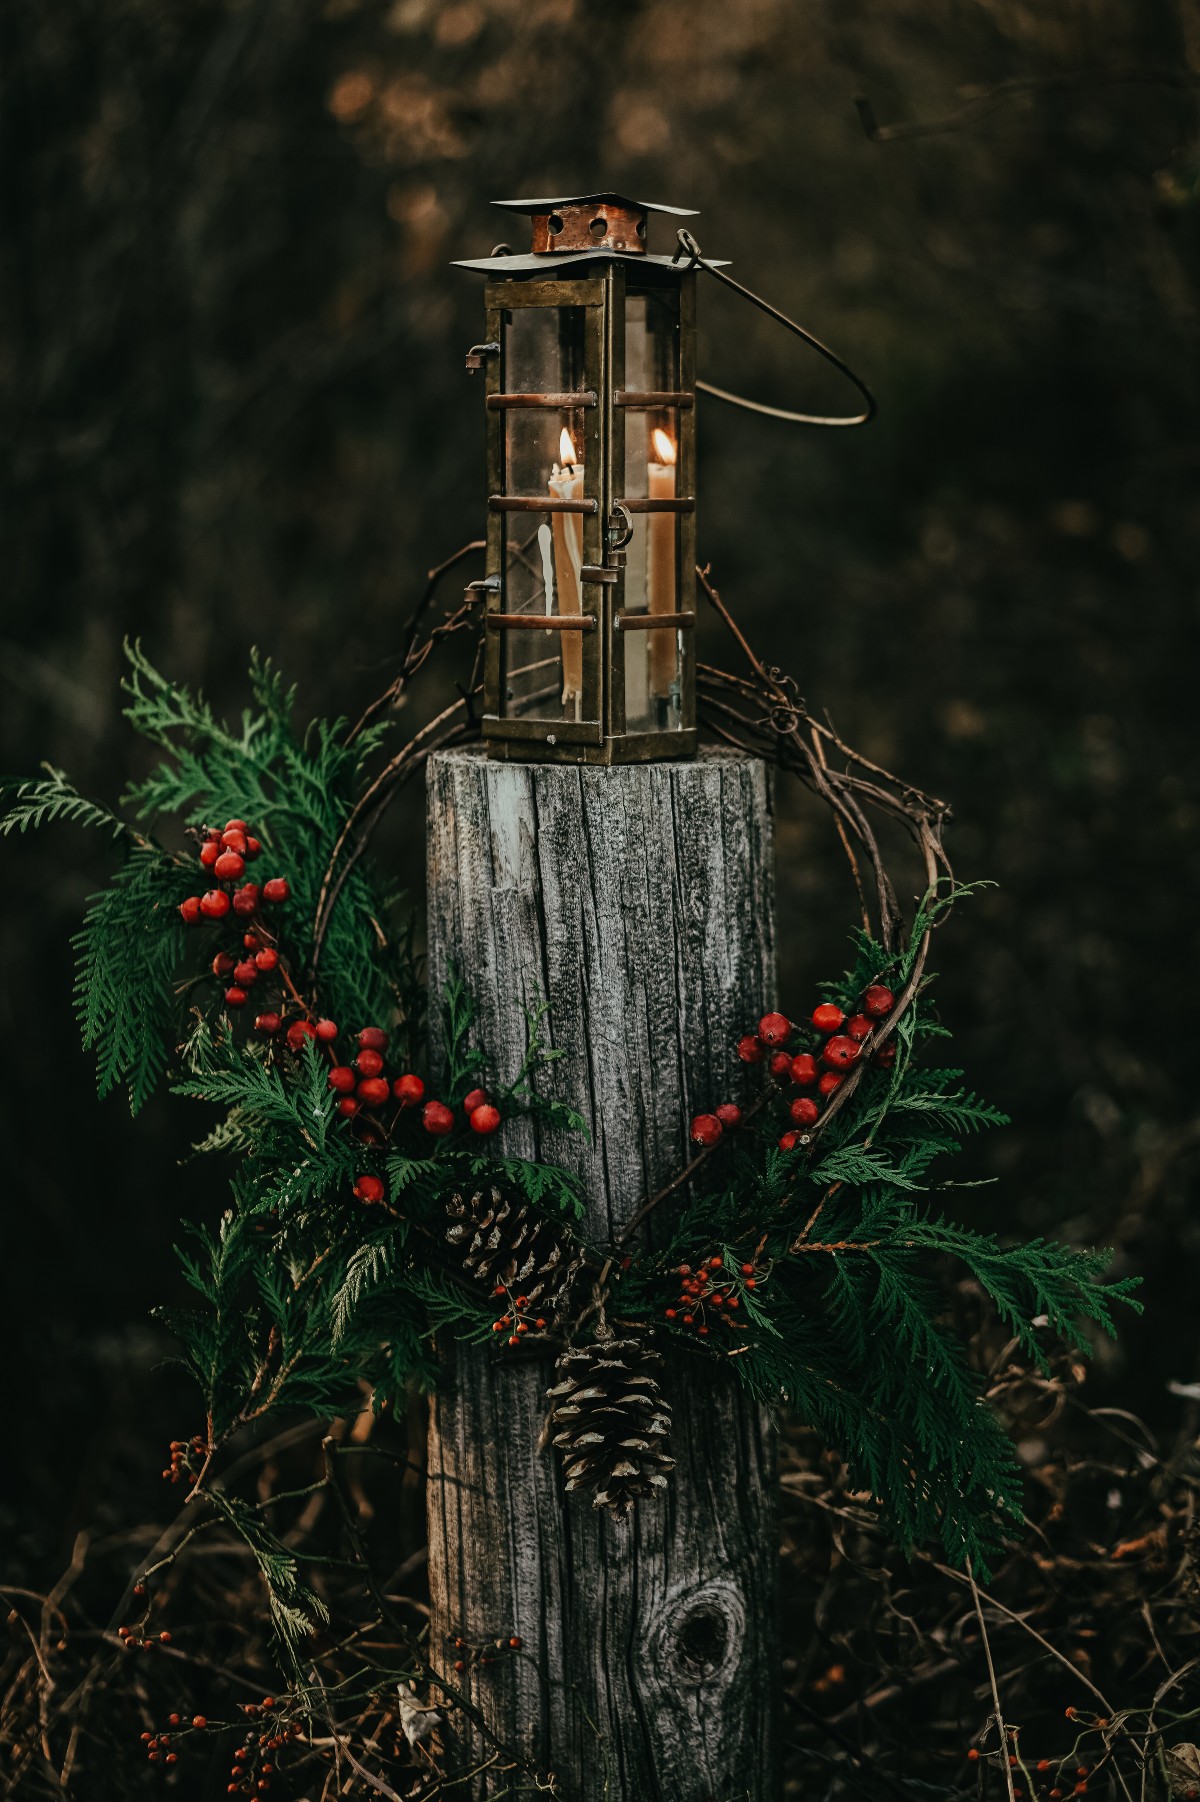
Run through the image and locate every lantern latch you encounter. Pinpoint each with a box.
[465,341,500,374]
[606,502,634,556]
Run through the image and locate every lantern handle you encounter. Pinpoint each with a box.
[672,228,877,429]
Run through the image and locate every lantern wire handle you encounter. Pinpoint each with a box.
[672,227,877,428]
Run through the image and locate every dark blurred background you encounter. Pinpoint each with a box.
[2,0,1198,1593]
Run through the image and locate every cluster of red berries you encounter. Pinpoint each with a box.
[118,1623,172,1652]
[139,1729,180,1767]
[689,987,898,1154]
[218,1700,301,1796]
[161,1435,205,1486]
[687,1101,743,1149]
[663,1254,762,1336]
[490,1293,550,1347]
[448,1631,523,1675]
[331,1041,500,1145]
[966,1716,1107,1801]
[178,820,290,938]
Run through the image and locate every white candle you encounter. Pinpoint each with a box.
[548,427,584,713]
[647,427,677,701]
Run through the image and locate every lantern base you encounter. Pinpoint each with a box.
[483,724,698,766]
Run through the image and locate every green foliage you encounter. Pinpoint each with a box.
[621,950,1140,1578]
[72,848,192,1112]
[0,767,132,840]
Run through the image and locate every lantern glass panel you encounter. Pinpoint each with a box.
[622,290,684,734]
[499,303,596,725]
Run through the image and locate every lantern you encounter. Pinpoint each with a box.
[456,194,717,765]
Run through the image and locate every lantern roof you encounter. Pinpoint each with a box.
[490,194,698,218]
[455,192,725,274]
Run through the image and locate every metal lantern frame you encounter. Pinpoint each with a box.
[458,196,705,766]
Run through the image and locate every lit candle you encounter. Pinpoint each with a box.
[647,427,677,701]
[548,427,584,714]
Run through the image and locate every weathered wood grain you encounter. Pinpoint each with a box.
[425,746,779,1801]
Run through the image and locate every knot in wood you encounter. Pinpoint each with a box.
[656,1578,745,1688]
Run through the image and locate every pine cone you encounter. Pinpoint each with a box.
[545,1336,674,1516]
[445,1186,583,1329]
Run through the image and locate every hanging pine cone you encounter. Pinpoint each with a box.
[445,1186,583,1330]
[545,1335,674,1516]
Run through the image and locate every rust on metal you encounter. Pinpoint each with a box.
[488,495,598,515]
[530,200,647,257]
[486,392,597,410]
[485,614,598,632]
[616,611,697,632]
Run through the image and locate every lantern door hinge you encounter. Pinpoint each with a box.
[465,340,500,373]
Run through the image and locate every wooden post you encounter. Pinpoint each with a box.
[425,746,778,1802]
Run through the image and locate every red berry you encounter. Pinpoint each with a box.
[255,1012,281,1035]
[220,828,247,853]
[337,1096,360,1117]
[254,947,278,971]
[665,1307,677,1319]
[846,1013,872,1041]
[286,1020,317,1051]
[790,1096,820,1127]
[179,896,202,924]
[355,1048,384,1078]
[811,1002,844,1034]
[199,839,220,868]
[863,984,895,1018]
[423,1100,455,1136]
[212,951,236,978]
[356,1076,390,1108]
[193,1716,207,1730]
[232,884,260,917]
[737,1033,764,1064]
[357,1026,388,1053]
[262,878,290,904]
[214,850,245,881]
[875,1041,897,1069]
[328,1065,356,1093]
[822,1035,862,1071]
[778,1130,800,1151]
[789,1053,818,1087]
[224,819,249,834]
[757,1011,791,1047]
[243,931,261,949]
[715,1102,742,1129]
[199,889,231,919]
[233,961,258,987]
[817,1071,844,1096]
[353,1174,385,1204]
[690,1113,723,1147]
[314,1018,338,1043]
[768,1050,792,1080]
[470,1103,501,1136]
[224,986,248,1009]
[463,1087,488,1115]
[245,836,262,859]
[393,1073,425,1106]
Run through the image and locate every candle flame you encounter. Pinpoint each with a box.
[559,427,579,468]
[652,427,676,466]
